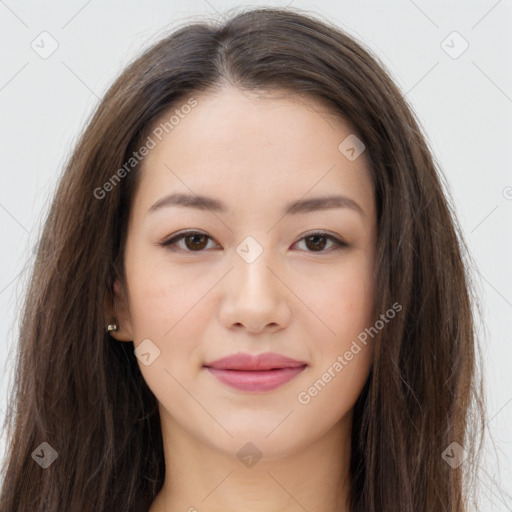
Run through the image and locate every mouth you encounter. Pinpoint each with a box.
[203,351,308,392]
[204,366,307,392]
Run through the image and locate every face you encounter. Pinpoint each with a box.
[108,86,377,459]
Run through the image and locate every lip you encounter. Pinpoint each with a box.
[203,352,308,392]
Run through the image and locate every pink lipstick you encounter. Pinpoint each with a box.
[203,352,308,392]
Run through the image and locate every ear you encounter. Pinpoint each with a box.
[104,278,134,342]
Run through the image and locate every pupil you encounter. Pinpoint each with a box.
[187,235,206,250]
[184,234,327,251]
[308,235,326,251]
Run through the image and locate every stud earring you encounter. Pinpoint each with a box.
[106,323,119,333]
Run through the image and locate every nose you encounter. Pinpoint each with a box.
[218,244,292,334]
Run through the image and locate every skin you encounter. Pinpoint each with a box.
[106,85,377,512]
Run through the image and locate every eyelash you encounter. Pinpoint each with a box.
[160,230,347,254]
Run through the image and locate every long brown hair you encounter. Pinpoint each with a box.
[0,6,485,511]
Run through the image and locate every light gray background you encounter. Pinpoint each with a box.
[0,0,511,509]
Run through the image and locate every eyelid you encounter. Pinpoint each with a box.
[160,229,348,254]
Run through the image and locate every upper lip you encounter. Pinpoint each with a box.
[204,352,308,371]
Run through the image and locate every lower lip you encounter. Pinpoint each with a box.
[205,366,307,392]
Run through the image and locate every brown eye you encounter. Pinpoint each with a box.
[294,232,347,253]
[161,231,217,252]
[161,230,347,254]
[183,233,209,250]
[304,234,328,251]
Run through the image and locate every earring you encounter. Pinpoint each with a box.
[106,323,119,333]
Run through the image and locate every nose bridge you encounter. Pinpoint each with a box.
[220,233,288,328]
[233,234,277,294]
[217,229,294,332]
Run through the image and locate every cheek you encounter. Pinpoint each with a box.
[297,258,375,408]
[125,252,216,375]
[125,244,206,333]
[129,279,176,335]
[298,260,374,347]
[127,266,207,391]
[296,276,374,418]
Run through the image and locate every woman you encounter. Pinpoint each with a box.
[0,6,485,512]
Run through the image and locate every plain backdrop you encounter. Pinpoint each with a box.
[0,0,511,509]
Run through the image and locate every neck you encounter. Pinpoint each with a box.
[148,408,353,512]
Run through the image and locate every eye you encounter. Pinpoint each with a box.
[293,231,347,252]
[160,230,347,253]
[160,230,219,252]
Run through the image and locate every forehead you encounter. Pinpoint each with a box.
[134,86,374,220]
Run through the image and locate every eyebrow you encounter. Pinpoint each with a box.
[146,192,365,217]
